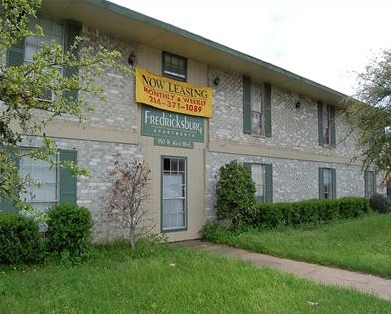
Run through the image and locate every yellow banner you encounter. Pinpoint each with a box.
[135,66,213,118]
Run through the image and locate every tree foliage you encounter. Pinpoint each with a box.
[108,156,153,249]
[0,0,126,211]
[345,49,391,185]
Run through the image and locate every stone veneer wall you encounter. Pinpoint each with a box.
[22,136,143,242]
[205,67,367,218]
[205,152,364,219]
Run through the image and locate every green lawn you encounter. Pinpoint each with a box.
[1,241,391,314]
[203,213,391,278]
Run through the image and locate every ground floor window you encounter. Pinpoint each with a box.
[319,167,336,199]
[245,163,273,203]
[162,156,187,231]
[20,155,58,215]
[365,171,376,198]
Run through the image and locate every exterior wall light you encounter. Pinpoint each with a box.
[213,76,220,87]
[295,101,301,109]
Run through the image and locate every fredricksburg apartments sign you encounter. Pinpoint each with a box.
[141,106,204,149]
[135,66,213,118]
[136,66,210,149]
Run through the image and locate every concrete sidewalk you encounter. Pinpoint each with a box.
[182,240,391,301]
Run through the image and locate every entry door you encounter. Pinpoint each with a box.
[162,157,187,231]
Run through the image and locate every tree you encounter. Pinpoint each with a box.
[0,0,126,211]
[108,156,153,249]
[345,49,391,186]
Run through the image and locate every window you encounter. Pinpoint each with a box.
[6,17,81,103]
[20,155,58,213]
[25,17,64,101]
[162,157,187,231]
[0,148,77,219]
[245,163,273,203]
[243,76,271,137]
[162,51,187,81]
[365,171,376,198]
[318,101,335,147]
[251,84,265,135]
[319,168,336,199]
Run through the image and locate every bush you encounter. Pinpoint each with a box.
[46,204,93,262]
[248,197,370,229]
[369,193,391,214]
[0,213,43,265]
[215,160,256,226]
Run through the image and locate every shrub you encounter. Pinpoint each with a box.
[0,213,43,265]
[215,160,256,226]
[46,204,93,261]
[250,197,369,229]
[369,193,391,214]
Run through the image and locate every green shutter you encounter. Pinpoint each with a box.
[264,83,272,137]
[331,168,336,199]
[6,40,25,67]
[318,168,324,199]
[63,20,82,105]
[318,101,324,146]
[59,150,77,204]
[364,171,369,198]
[330,106,336,147]
[243,75,251,134]
[265,164,273,203]
[0,146,20,213]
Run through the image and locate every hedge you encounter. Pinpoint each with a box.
[247,197,370,229]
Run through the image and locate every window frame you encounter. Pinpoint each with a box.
[161,156,188,232]
[318,101,336,147]
[244,162,273,203]
[365,170,376,198]
[319,167,336,199]
[243,76,271,137]
[162,51,187,82]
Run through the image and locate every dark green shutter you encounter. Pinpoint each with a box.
[63,20,82,105]
[264,83,272,137]
[331,168,336,199]
[59,150,77,204]
[265,164,273,203]
[318,101,324,146]
[318,168,324,199]
[243,75,251,134]
[364,171,369,198]
[0,146,20,213]
[330,106,336,147]
[6,40,25,67]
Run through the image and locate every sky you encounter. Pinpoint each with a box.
[111,0,391,96]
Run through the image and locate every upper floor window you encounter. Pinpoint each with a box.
[318,101,335,147]
[25,17,64,63]
[251,84,266,135]
[243,76,271,137]
[162,51,187,82]
[6,17,81,103]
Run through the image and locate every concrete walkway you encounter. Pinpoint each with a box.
[182,240,391,301]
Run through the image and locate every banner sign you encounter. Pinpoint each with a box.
[135,66,213,118]
[142,106,204,149]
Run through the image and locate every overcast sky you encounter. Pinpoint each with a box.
[111,0,391,96]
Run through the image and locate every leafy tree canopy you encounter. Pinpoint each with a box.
[0,0,127,211]
[345,49,391,185]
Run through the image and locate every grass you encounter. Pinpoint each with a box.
[1,240,391,314]
[203,213,391,278]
